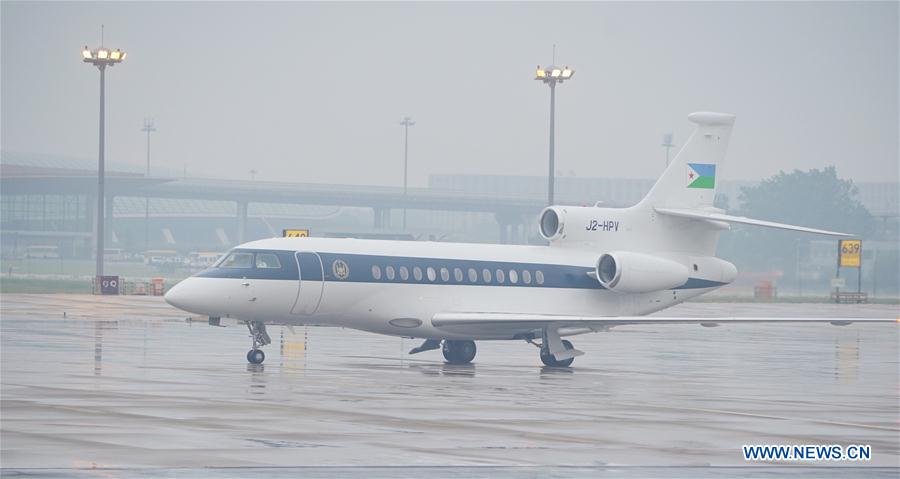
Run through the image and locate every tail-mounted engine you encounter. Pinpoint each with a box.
[595,251,688,294]
[539,206,624,244]
[539,207,565,241]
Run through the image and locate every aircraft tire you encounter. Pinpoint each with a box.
[540,340,575,367]
[442,340,476,365]
[247,349,265,364]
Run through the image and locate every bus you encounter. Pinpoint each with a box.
[104,248,127,262]
[25,245,59,259]
[143,249,181,267]
[187,252,223,270]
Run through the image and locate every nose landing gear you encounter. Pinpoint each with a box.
[247,349,265,364]
[245,321,271,364]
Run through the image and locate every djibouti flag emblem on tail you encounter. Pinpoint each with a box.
[686,163,716,189]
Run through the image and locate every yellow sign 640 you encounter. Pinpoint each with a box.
[838,239,861,268]
[283,229,309,238]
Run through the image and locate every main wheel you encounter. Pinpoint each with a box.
[442,340,477,365]
[540,339,575,367]
[247,349,265,364]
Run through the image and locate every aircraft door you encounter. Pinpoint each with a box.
[291,252,324,315]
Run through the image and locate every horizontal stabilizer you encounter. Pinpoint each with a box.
[655,208,851,236]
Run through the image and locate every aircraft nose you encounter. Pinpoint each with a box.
[164,277,218,316]
[164,280,189,311]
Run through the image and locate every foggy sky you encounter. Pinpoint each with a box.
[2,2,897,187]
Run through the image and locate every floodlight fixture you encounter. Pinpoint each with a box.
[82,46,126,68]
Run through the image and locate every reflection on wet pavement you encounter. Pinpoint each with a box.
[1,294,897,476]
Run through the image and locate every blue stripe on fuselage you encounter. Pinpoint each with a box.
[194,249,725,291]
[317,252,598,289]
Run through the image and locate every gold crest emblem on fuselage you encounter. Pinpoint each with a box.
[332,259,350,280]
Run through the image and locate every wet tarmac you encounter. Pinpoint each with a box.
[1,294,898,477]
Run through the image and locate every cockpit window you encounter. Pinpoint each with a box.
[255,253,282,269]
[218,252,254,268]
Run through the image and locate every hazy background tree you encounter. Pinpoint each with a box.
[717,167,878,292]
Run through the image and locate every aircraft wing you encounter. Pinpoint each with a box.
[654,208,851,236]
[431,312,896,338]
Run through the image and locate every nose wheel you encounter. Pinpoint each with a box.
[245,321,271,364]
[247,349,265,364]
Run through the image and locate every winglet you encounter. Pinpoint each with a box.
[688,112,736,126]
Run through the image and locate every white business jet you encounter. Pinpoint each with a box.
[165,112,890,366]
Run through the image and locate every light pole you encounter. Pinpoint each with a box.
[535,64,574,206]
[82,42,126,278]
[141,118,156,251]
[142,118,156,176]
[795,239,803,298]
[400,116,415,229]
[662,133,675,167]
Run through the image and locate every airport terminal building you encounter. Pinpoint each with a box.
[2,150,898,296]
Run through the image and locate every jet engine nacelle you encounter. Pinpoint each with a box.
[538,207,567,242]
[539,206,625,243]
[595,251,688,294]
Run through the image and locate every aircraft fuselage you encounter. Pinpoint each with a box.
[165,237,733,340]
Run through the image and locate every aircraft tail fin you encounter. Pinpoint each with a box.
[638,112,735,210]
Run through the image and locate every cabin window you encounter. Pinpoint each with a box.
[371,265,382,280]
[440,267,450,282]
[399,266,409,281]
[468,268,478,282]
[522,270,532,284]
[454,268,464,282]
[495,269,505,283]
[386,266,396,280]
[426,267,437,282]
[219,252,253,268]
[413,266,423,281]
[482,268,492,283]
[255,253,282,269]
[508,269,518,284]
[535,270,545,285]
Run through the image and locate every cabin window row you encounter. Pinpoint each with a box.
[370,264,545,286]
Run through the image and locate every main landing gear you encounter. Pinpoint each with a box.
[540,340,575,367]
[528,326,583,367]
[406,334,579,367]
[442,340,477,365]
[409,339,477,365]
[245,321,271,364]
